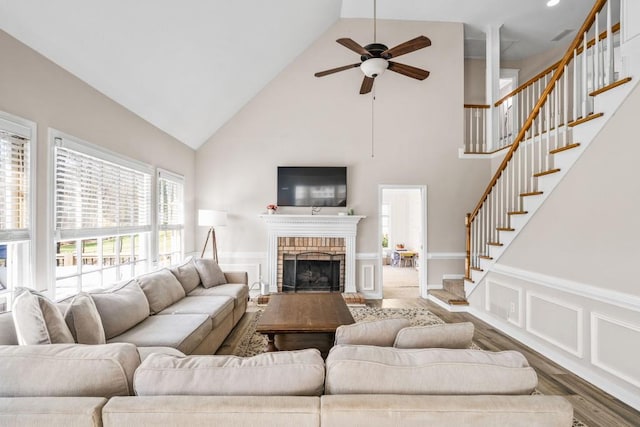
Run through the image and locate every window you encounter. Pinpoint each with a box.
[157,169,184,267]
[52,132,152,299]
[0,113,35,312]
[381,203,390,248]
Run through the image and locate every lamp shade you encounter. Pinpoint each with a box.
[198,209,227,227]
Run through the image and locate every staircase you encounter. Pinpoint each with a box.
[432,0,639,310]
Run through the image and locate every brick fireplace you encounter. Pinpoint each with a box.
[260,214,365,294]
[278,237,346,292]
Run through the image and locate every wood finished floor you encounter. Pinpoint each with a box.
[369,298,640,427]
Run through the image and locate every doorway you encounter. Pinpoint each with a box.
[378,185,427,299]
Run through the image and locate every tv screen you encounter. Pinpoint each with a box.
[277,167,347,207]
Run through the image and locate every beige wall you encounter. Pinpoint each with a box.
[503,44,566,83]
[464,58,486,104]
[0,30,196,289]
[196,19,490,293]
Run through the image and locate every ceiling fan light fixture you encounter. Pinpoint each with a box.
[360,58,388,78]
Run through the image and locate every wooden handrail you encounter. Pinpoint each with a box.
[464,104,490,109]
[494,61,560,107]
[494,21,620,107]
[469,0,608,223]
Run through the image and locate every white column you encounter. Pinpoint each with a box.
[486,24,502,151]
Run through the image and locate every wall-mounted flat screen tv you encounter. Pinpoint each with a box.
[277,166,347,207]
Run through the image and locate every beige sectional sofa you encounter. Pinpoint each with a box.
[0,258,249,355]
[0,342,573,426]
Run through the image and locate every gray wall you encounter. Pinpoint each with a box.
[195,19,490,294]
[0,30,196,290]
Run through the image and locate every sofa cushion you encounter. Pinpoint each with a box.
[134,349,325,396]
[188,283,249,308]
[334,318,410,346]
[325,346,538,395]
[11,288,74,345]
[170,257,201,294]
[0,312,18,345]
[64,292,106,345]
[193,258,227,288]
[137,346,186,361]
[137,269,186,314]
[0,343,140,397]
[91,280,150,340]
[394,322,474,349]
[157,296,234,328]
[107,314,212,355]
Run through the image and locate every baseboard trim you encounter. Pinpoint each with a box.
[467,305,640,411]
[491,263,640,312]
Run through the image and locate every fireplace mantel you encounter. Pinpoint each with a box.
[260,214,365,293]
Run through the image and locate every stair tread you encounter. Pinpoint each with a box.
[487,242,503,246]
[568,112,603,127]
[497,227,515,231]
[429,289,469,306]
[589,77,633,97]
[520,191,543,197]
[470,266,484,272]
[508,211,528,215]
[550,143,581,154]
[479,255,493,260]
[533,168,561,177]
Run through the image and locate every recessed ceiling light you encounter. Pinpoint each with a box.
[547,0,560,7]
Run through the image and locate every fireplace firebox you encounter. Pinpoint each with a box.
[282,252,345,292]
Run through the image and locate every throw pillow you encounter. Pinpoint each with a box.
[393,322,475,349]
[137,269,186,314]
[11,287,75,345]
[64,292,106,345]
[91,280,150,340]
[334,318,410,346]
[170,257,201,293]
[193,258,227,288]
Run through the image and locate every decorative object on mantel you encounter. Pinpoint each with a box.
[266,204,278,215]
[198,209,227,262]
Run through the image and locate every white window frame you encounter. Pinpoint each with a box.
[48,129,153,298]
[0,111,36,310]
[156,168,185,267]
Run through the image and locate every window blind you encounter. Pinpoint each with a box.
[54,138,151,240]
[0,124,30,242]
[158,169,184,229]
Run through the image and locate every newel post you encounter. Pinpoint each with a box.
[465,213,471,279]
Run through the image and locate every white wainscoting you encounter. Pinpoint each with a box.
[526,292,584,358]
[218,263,261,289]
[486,279,523,327]
[360,264,375,291]
[468,264,640,410]
[591,312,640,389]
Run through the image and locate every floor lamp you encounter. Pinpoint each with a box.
[198,209,227,262]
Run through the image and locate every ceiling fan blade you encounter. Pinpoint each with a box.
[337,38,371,57]
[360,76,375,94]
[314,63,361,78]
[381,36,431,59]
[388,61,430,80]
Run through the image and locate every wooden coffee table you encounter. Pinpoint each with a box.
[255,292,354,356]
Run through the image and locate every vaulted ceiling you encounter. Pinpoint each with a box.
[0,0,596,149]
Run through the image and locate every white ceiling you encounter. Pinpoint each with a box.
[0,0,597,149]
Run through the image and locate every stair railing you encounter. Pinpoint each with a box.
[465,0,619,281]
[463,104,490,153]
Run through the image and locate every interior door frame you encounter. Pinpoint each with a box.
[377,184,428,299]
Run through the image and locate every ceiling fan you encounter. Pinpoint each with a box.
[314,1,431,94]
